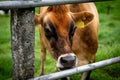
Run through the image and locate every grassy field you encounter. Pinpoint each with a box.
[0,0,120,80]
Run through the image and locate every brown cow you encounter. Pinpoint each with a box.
[35,3,99,80]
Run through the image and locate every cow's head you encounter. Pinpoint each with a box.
[35,5,93,70]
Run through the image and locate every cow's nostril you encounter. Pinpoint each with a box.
[61,57,68,63]
[60,55,76,68]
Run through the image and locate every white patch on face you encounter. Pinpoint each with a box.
[56,53,77,68]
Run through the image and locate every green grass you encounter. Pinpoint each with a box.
[0,0,120,80]
[0,15,12,80]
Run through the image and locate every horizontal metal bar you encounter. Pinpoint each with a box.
[0,0,111,9]
[30,56,120,80]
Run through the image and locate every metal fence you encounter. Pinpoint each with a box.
[0,0,111,9]
[0,0,119,80]
[30,57,120,80]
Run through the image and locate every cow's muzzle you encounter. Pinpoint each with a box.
[56,53,77,70]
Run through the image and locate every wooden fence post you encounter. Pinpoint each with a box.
[10,8,35,80]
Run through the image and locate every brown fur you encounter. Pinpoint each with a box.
[35,3,99,80]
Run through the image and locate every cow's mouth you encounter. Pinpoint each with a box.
[59,66,75,71]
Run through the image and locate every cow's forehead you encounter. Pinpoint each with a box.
[43,12,73,34]
[44,12,72,25]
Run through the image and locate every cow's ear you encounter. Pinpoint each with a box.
[71,11,94,26]
[35,14,42,26]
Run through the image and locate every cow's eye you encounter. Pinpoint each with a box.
[44,26,54,39]
[69,22,76,37]
[44,23,58,40]
[71,26,76,36]
[44,27,51,35]
[69,22,76,44]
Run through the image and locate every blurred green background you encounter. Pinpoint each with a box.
[0,0,120,80]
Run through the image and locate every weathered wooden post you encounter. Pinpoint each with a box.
[10,7,35,80]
